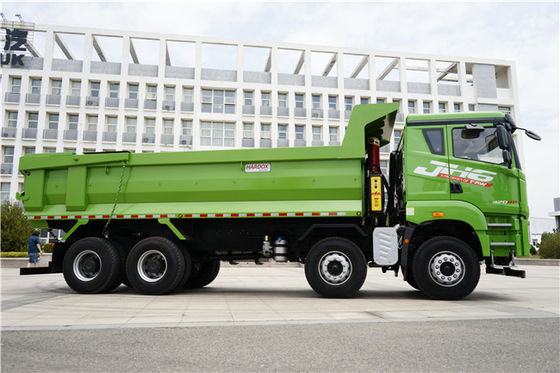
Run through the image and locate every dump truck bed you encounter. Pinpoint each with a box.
[18,104,397,220]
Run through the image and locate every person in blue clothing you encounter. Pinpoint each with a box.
[27,229,44,268]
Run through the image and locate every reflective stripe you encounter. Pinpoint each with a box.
[28,211,351,220]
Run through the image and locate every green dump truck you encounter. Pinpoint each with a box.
[18,103,541,299]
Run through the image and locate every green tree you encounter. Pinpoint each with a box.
[538,230,560,259]
[1,201,33,252]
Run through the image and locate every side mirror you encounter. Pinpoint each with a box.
[525,130,541,141]
[496,126,510,150]
[502,149,512,168]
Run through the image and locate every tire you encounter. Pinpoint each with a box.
[412,236,480,300]
[184,260,220,289]
[63,237,121,294]
[304,237,367,298]
[126,237,189,295]
[104,239,128,292]
[405,268,419,290]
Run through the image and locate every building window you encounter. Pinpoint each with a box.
[43,147,56,153]
[1,183,10,201]
[454,103,461,112]
[393,130,402,148]
[312,126,322,141]
[201,89,236,114]
[89,81,100,97]
[312,94,321,109]
[468,104,476,112]
[278,124,288,140]
[67,114,79,130]
[360,97,370,105]
[164,86,175,101]
[30,78,42,94]
[48,114,59,129]
[63,147,75,153]
[243,122,253,139]
[261,91,271,107]
[182,87,193,103]
[329,127,338,142]
[106,116,117,132]
[328,95,337,110]
[7,112,18,128]
[70,80,81,96]
[27,112,38,128]
[380,160,388,178]
[438,102,447,113]
[163,119,174,134]
[423,101,431,114]
[23,147,35,155]
[128,83,139,99]
[393,99,401,113]
[498,106,512,115]
[243,90,253,106]
[50,79,62,95]
[344,96,353,112]
[295,125,305,140]
[295,93,304,108]
[146,84,157,100]
[376,98,386,104]
[126,117,137,133]
[408,100,416,114]
[278,93,287,108]
[2,146,14,164]
[10,77,21,93]
[144,118,155,134]
[87,115,97,131]
[181,120,192,136]
[200,121,235,147]
[261,123,271,139]
[108,82,119,98]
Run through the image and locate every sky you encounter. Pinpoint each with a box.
[2,1,559,218]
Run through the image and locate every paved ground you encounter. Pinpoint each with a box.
[1,265,559,372]
[2,318,559,372]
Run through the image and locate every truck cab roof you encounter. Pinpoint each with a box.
[406,111,506,126]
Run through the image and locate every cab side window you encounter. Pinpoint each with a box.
[422,128,445,155]
[452,127,503,164]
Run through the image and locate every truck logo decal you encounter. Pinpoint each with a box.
[413,160,496,187]
[244,163,271,173]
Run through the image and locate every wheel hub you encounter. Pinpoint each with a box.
[73,250,102,282]
[318,251,352,285]
[429,251,465,287]
[138,250,168,282]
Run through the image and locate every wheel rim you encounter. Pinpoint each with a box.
[137,249,167,282]
[429,251,465,287]
[73,250,102,282]
[318,251,352,285]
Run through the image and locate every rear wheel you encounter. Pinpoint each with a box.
[412,236,480,300]
[63,237,121,294]
[304,237,367,298]
[184,260,220,289]
[126,237,190,295]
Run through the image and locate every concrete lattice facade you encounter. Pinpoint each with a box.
[1,21,520,208]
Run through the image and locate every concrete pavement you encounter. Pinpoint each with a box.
[1,264,558,330]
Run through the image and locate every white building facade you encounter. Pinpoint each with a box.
[1,20,520,204]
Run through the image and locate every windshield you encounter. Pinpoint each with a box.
[452,127,503,165]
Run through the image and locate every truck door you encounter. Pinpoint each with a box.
[406,126,450,201]
[446,124,521,214]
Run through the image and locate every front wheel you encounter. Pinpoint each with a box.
[304,237,367,298]
[412,236,480,300]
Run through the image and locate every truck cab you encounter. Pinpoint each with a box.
[387,111,533,299]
